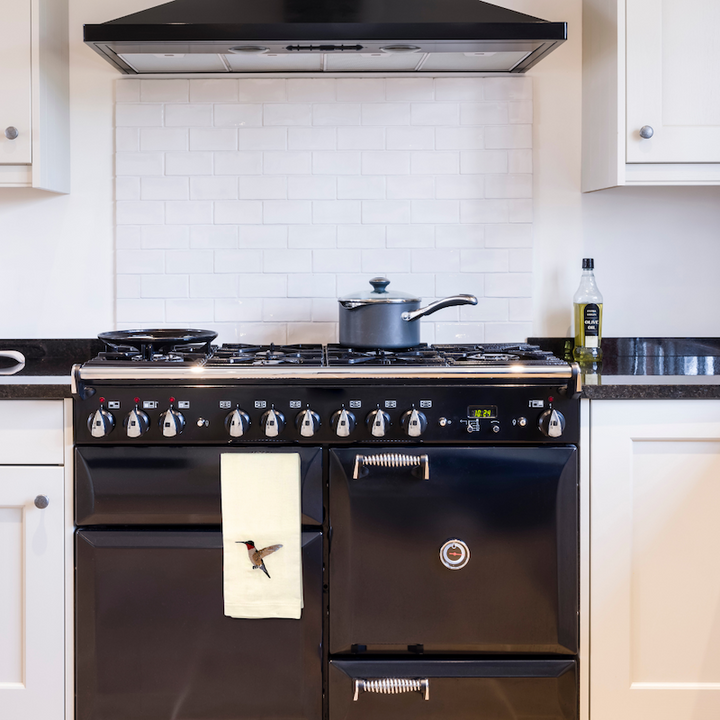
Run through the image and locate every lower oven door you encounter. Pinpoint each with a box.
[329,446,577,655]
[75,529,322,720]
[329,658,577,720]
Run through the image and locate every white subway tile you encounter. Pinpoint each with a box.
[289,225,336,249]
[420,322,436,344]
[436,225,484,248]
[166,201,214,225]
[411,103,459,125]
[141,177,189,201]
[508,298,533,321]
[116,227,142,249]
[459,298,508,322]
[142,226,190,250]
[115,80,140,103]
[508,149,532,174]
[165,152,213,175]
[141,79,189,103]
[116,177,140,201]
[362,151,410,175]
[264,249,313,273]
[214,200,264,225]
[411,199,459,224]
[509,199,533,223]
[484,77,532,101]
[485,125,532,149]
[288,274,337,297]
[214,298,263,322]
[237,274,287,297]
[311,298,337,322]
[386,225,434,248]
[263,298,312,322]
[313,200,361,224]
[460,249,509,273]
[116,104,163,127]
[117,299,166,323]
[509,101,533,124]
[386,176,434,200]
[190,226,238,249]
[190,128,238,152]
[410,152,459,174]
[485,273,532,297]
[509,249,533,272]
[117,249,165,274]
[287,323,337,344]
[116,153,164,176]
[117,274,142,298]
[434,323,485,344]
[165,104,212,127]
[238,225,288,248]
[412,249,460,273]
[289,127,336,150]
[386,126,434,150]
[141,274,189,298]
[214,104,263,127]
[337,176,386,199]
[286,78,335,102]
[190,177,238,200]
[313,104,360,126]
[264,151,312,174]
[166,299,215,323]
[313,151,361,175]
[117,201,165,225]
[337,79,385,102]
[214,151,262,175]
[485,224,533,248]
[264,103,312,126]
[288,176,336,200]
[436,127,484,150]
[236,127,286,150]
[237,79,286,102]
[385,78,434,101]
[484,322,532,343]
[361,249,411,274]
[460,200,509,224]
[436,175,484,200]
[140,127,188,152]
[312,249,361,273]
[336,272,434,297]
[263,200,312,224]
[485,174,532,199]
[166,250,214,274]
[116,128,139,152]
[238,175,287,200]
[337,225,385,248]
[190,79,239,103]
[231,323,287,344]
[337,127,384,150]
[460,150,508,174]
[460,102,509,125]
[436,273,484,297]
[361,200,411,224]
[362,103,410,125]
[435,78,485,101]
[213,250,263,273]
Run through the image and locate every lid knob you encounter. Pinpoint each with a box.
[369,277,390,294]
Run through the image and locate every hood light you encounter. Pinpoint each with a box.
[380,45,421,53]
[229,46,269,54]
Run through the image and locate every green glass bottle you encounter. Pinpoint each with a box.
[573,258,603,361]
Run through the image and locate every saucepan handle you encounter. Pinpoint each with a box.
[0,350,25,375]
[353,678,430,701]
[401,294,477,322]
[352,453,429,480]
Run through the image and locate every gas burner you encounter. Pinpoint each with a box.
[326,345,449,366]
[208,344,326,367]
[97,329,217,362]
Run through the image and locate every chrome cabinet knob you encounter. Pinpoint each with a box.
[296,407,321,438]
[366,407,391,438]
[88,407,115,438]
[331,407,356,438]
[401,407,428,437]
[260,406,285,438]
[125,407,150,438]
[639,125,654,139]
[538,408,565,438]
[34,495,49,509]
[225,408,250,437]
[4,127,19,140]
[159,407,185,437]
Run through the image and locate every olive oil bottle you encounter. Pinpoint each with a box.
[573,258,603,361]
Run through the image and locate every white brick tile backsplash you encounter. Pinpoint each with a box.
[114,77,534,339]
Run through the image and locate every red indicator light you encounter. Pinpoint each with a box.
[99,397,105,403]
[134,397,140,404]
[548,396,554,403]
[169,396,175,403]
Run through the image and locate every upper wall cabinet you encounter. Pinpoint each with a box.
[582,0,720,191]
[0,0,69,193]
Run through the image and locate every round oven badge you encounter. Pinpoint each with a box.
[439,539,470,570]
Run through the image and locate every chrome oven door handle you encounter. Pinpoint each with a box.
[0,350,25,375]
[353,678,430,701]
[352,453,429,480]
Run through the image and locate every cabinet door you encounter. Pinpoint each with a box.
[0,0,32,164]
[626,0,720,163]
[0,467,64,720]
[591,400,720,720]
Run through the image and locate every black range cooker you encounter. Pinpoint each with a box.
[72,331,581,720]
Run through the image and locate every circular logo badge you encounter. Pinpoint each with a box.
[439,539,470,570]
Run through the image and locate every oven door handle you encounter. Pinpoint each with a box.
[352,453,429,480]
[353,678,430,701]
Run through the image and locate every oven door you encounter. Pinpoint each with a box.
[75,529,323,720]
[329,446,577,655]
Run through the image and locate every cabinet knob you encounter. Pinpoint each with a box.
[4,127,19,140]
[34,495,49,509]
[639,125,654,139]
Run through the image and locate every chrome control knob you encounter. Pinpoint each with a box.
[159,407,185,437]
[124,407,150,438]
[366,407,391,438]
[225,408,250,438]
[331,407,356,438]
[88,407,115,438]
[260,407,285,438]
[401,407,428,438]
[296,407,321,438]
[538,408,565,438]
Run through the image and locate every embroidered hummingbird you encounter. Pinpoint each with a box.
[237,540,283,579]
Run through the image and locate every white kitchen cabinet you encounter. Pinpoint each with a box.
[590,399,720,720]
[582,0,720,191]
[0,0,69,192]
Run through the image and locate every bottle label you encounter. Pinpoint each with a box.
[583,303,600,347]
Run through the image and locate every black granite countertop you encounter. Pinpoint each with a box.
[530,338,720,400]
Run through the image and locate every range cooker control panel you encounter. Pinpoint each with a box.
[76,385,580,445]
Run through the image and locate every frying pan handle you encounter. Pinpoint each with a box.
[401,294,477,322]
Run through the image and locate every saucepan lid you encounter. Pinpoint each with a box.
[339,277,420,307]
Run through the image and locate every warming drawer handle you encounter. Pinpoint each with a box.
[352,453,429,480]
[353,678,430,701]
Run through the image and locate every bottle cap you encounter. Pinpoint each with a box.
[582,258,594,270]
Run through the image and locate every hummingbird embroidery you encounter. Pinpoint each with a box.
[237,540,283,579]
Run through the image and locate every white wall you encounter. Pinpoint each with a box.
[0,0,718,340]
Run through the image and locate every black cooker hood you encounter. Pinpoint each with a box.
[84,0,566,74]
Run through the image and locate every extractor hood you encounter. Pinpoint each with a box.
[84,0,566,74]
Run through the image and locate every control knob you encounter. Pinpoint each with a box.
[401,407,428,438]
[331,407,356,438]
[296,407,321,438]
[124,406,150,438]
[260,406,285,438]
[159,406,185,437]
[366,406,391,438]
[538,408,565,438]
[88,406,115,438]
[225,408,250,438]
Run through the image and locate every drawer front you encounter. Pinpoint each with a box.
[0,401,64,465]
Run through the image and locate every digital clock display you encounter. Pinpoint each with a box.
[467,405,498,419]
